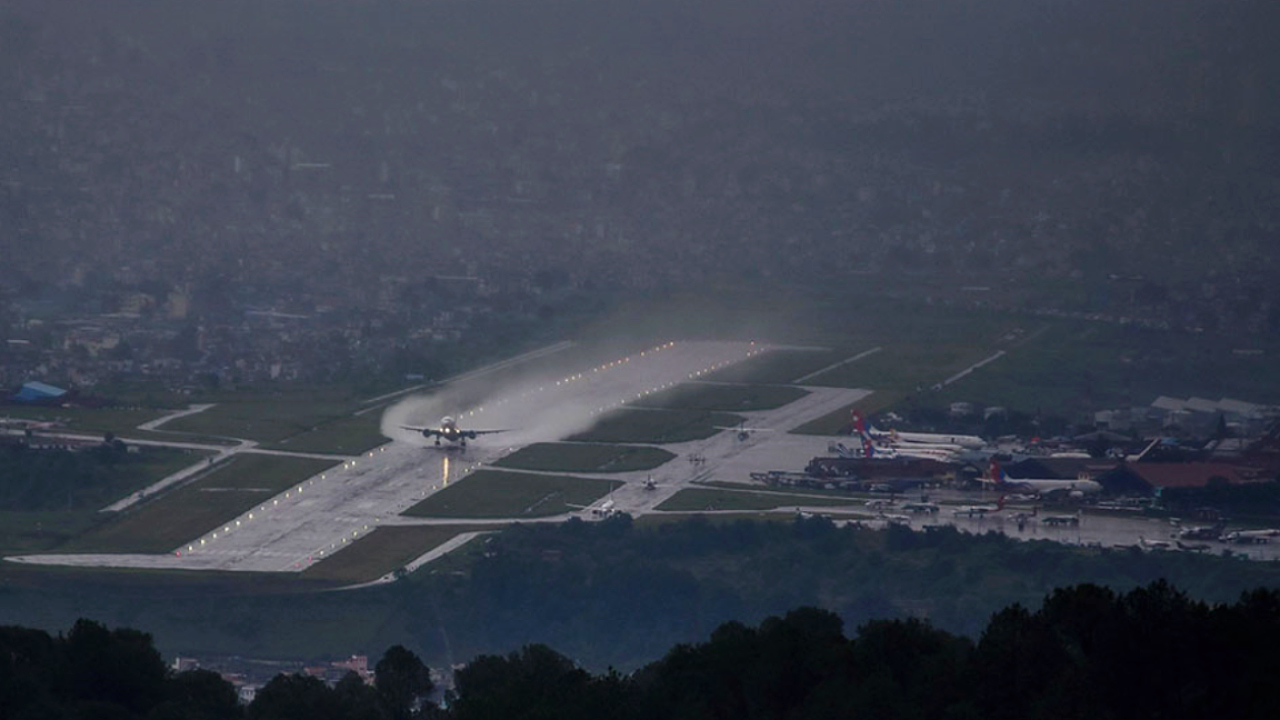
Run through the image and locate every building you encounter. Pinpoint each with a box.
[12,381,67,403]
[1096,462,1271,496]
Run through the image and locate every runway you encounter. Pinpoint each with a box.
[11,340,825,573]
[13,332,1274,576]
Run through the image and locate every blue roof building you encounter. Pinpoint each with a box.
[13,381,68,403]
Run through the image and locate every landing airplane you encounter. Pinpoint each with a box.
[401,416,506,448]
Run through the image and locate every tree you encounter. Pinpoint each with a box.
[452,645,590,720]
[59,619,167,715]
[333,671,381,720]
[247,674,341,720]
[149,669,243,720]
[375,645,433,720]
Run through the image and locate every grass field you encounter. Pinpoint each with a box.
[1,403,264,445]
[0,447,208,554]
[162,388,375,443]
[696,481,875,500]
[263,410,390,455]
[492,443,676,473]
[91,447,208,507]
[403,470,621,518]
[301,524,501,583]
[0,510,107,555]
[931,320,1280,418]
[566,409,745,444]
[655,488,863,512]
[0,405,223,444]
[802,344,992,391]
[66,455,338,554]
[789,390,903,436]
[629,383,809,412]
[700,348,843,384]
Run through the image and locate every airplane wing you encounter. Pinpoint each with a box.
[401,425,443,438]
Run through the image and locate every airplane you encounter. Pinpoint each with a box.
[715,422,773,441]
[1138,536,1173,550]
[952,496,1005,517]
[878,512,913,525]
[835,434,957,463]
[1176,540,1212,552]
[980,459,1102,495]
[567,498,620,517]
[642,476,658,491]
[1177,523,1224,541]
[1222,529,1280,545]
[1042,514,1081,527]
[400,416,506,449]
[902,502,940,514]
[851,410,986,449]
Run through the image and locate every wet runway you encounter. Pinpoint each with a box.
[8,341,780,573]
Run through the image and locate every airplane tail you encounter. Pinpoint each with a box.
[851,410,867,437]
[987,458,1007,486]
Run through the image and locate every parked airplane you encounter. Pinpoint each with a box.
[852,410,985,449]
[1177,523,1225,541]
[715,423,774,441]
[568,498,619,517]
[1042,514,1081,527]
[981,459,1102,495]
[837,434,956,462]
[953,496,1005,517]
[400,416,506,448]
[1176,540,1212,552]
[1222,529,1280,544]
[878,512,913,525]
[1138,536,1173,550]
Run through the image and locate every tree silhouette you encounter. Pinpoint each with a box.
[150,669,243,720]
[375,645,433,720]
[247,674,341,720]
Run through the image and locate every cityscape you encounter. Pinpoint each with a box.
[2,1,1280,718]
